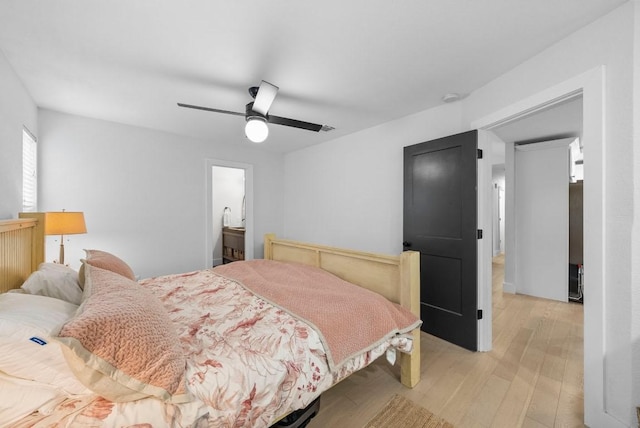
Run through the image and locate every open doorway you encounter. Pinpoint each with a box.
[491,97,582,304]
[205,159,254,268]
[471,67,613,426]
[212,166,245,266]
[473,68,607,426]
[492,165,505,257]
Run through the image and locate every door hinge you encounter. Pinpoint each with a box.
[477,309,483,320]
[477,149,483,159]
[477,229,483,239]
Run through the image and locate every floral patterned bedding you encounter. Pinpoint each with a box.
[11,266,415,427]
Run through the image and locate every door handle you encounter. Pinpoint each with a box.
[402,241,412,248]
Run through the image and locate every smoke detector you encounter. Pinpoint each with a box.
[441,93,461,103]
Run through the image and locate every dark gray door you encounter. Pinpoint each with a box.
[403,130,478,351]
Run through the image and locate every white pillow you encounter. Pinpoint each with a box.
[0,293,92,395]
[21,263,83,304]
[0,372,67,426]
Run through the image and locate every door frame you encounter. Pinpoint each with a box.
[477,130,493,351]
[205,159,254,267]
[471,66,613,427]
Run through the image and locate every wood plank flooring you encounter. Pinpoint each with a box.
[308,254,584,428]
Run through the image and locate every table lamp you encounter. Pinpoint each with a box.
[45,211,87,265]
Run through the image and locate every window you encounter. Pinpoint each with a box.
[22,128,37,212]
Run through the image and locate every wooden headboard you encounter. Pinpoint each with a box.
[0,212,46,293]
[264,233,421,387]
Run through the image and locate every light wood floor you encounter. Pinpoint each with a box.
[308,254,584,428]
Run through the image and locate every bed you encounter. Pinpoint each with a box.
[0,213,421,427]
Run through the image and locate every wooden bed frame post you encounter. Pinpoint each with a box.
[264,233,275,260]
[399,250,420,388]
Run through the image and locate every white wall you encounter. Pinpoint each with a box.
[38,109,284,278]
[284,101,463,255]
[632,0,640,419]
[284,3,638,426]
[0,50,37,219]
[514,141,570,302]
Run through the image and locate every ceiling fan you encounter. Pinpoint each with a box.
[178,81,332,143]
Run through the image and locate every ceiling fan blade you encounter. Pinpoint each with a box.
[177,103,245,117]
[251,81,279,115]
[268,115,323,132]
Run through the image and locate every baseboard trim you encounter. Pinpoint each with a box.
[503,281,515,294]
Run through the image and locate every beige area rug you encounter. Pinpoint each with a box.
[364,394,454,428]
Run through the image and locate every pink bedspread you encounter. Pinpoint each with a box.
[214,260,421,370]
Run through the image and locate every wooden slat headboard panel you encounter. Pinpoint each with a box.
[0,213,46,293]
[263,234,420,316]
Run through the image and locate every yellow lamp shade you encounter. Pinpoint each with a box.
[45,212,87,235]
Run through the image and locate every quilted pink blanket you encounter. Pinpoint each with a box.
[214,259,422,370]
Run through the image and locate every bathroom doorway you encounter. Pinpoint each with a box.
[212,166,245,266]
[205,159,254,267]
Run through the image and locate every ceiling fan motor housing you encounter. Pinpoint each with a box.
[248,86,260,99]
[245,102,266,120]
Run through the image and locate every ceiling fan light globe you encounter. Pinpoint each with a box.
[245,117,269,143]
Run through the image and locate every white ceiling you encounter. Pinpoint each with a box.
[0,1,625,153]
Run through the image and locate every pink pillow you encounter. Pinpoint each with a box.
[79,249,136,288]
[83,249,135,281]
[56,264,189,403]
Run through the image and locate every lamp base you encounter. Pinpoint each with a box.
[59,237,65,265]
